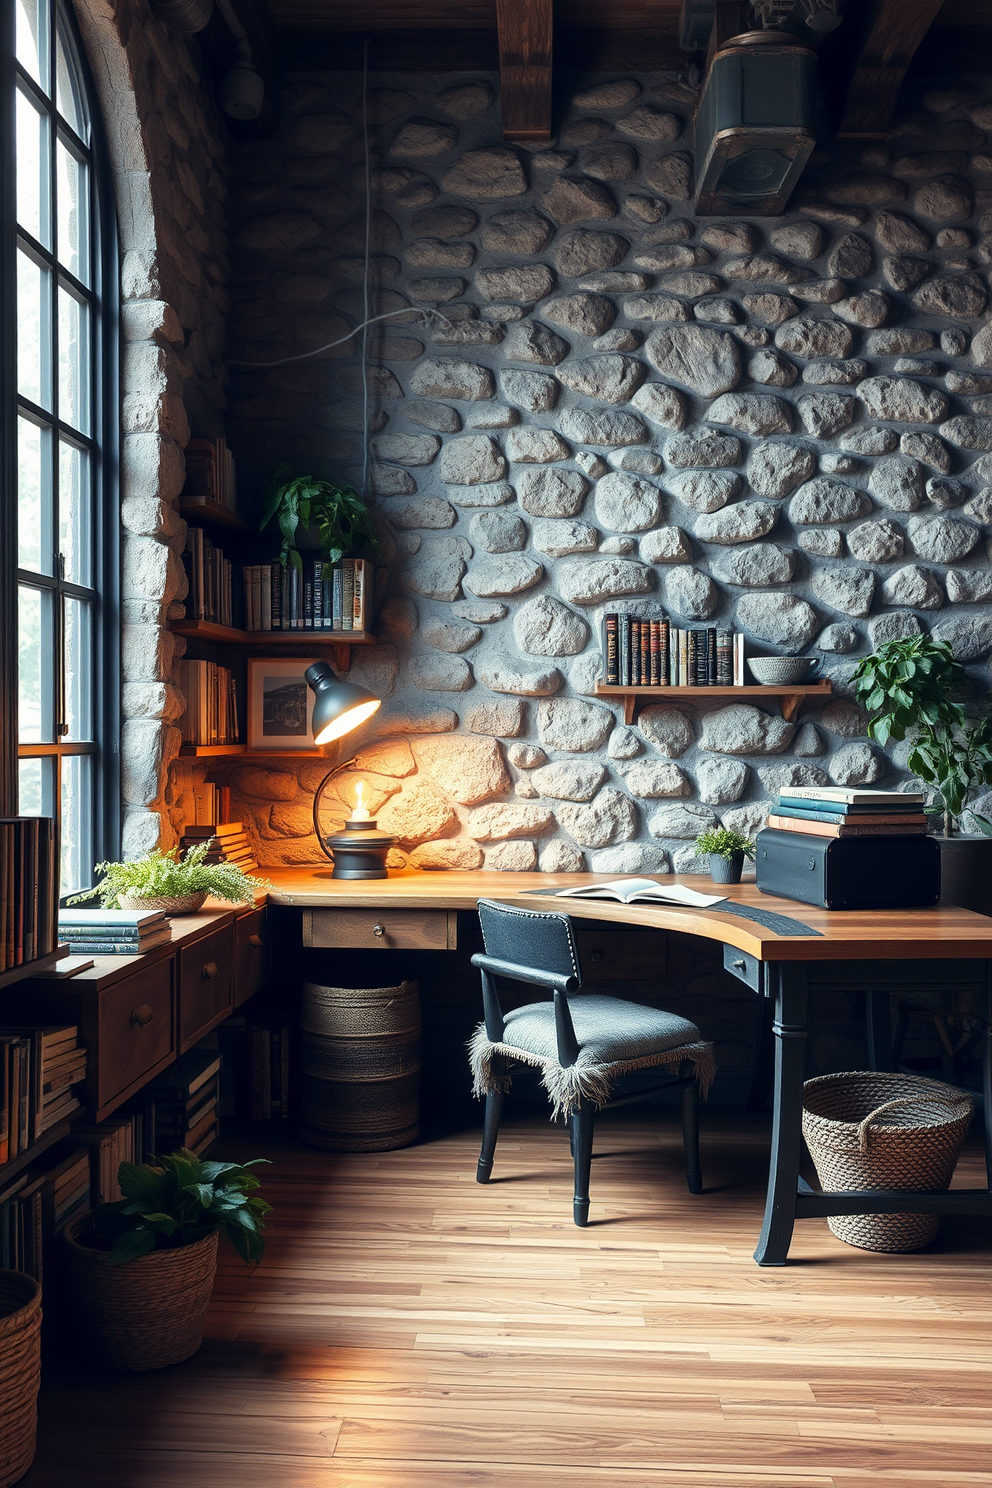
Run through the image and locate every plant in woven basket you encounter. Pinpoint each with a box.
[86,1150,272,1264]
[67,843,269,910]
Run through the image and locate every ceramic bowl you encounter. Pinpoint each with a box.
[747,656,819,685]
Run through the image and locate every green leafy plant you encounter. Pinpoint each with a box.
[261,467,380,572]
[67,843,269,908]
[87,1150,271,1264]
[852,633,992,837]
[695,827,757,861]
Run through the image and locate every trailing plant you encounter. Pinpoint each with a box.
[852,633,992,837]
[67,842,269,908]
[87,1150,271,1264]
[261,467,380,571]
[695,827,757,862]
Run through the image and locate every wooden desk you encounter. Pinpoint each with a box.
[266,868,992,1266]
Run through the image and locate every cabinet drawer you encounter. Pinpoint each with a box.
[180,924,233,1051]
[303,908,457,950]
[235,908,270,1007]
[98,961,174,1109]
[575,928,667,981]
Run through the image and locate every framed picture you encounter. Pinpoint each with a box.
[247,658,320,753]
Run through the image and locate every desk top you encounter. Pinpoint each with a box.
[263,868,992,963]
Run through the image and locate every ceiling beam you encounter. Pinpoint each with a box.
[836,0,944,139]
[496,0,553,141]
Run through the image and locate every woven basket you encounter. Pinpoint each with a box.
[802,1071,974,1253]
[117,891,207,915]
[64,1220,218,1370]
[0,1272,42,1487]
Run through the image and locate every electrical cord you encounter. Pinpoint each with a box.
[226,306,448,368]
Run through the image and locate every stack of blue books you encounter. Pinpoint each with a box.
[57,909,173,956]
[766,787,929,839]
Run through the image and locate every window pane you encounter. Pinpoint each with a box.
[59,439,90,585]
[64,597,94,741]
[18,757,56,819]
[18,584,54,742]
[16,0,48,90]
[56,140,88,283]
[58,284,89,434]
[16,87,50,247]
[55,16,87,140]
[17,249,52,410]
[18,415,54,576]
[61,754,93,895]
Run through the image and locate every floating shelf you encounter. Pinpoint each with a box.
[0,945,69,992]
[594,681,833,725]
[178,496,254,536]
[169,620,376,672]
[0,1120,73,1184]
[178,744,329,758]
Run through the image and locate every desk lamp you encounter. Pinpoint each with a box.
[305,662,395,879]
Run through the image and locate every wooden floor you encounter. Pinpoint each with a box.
[25,1111,992,1487]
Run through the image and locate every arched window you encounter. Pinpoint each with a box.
[5,0,117,895]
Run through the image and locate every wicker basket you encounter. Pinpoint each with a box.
[117,892,207,915]
[64,1220,218,1370]
[0,1272,42,1487]
[802,1071,974,1252]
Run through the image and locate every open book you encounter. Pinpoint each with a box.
[548,877,726,908]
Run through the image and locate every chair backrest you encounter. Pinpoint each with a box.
[477,899,582,984]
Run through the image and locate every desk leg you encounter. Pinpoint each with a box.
[754,961,808,1267]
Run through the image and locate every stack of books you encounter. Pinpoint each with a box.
[182,436,238,508]
[604,614,746,687]
[57,908,173,957]
[0,1024,87,1160]
[243,557,370,632]
[766,788,929,838]
[147,1050,220,1156]
[69,1117,138,1203]
[0,816,57,968]
[177,658,240,746]
[180,822,257,873]
[182,527,237,627]
[217,1015,292,1122]
[41,1147,92,1235]
[0,1168,44,1280]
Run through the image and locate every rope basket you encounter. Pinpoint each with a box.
[0,1272,42,1488]
[802,1071,974,1253]
[64,1219,218,1371]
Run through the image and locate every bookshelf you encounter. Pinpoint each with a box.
[594,681,833,725]
[169,619,376,673]
[0,946,69,992]
[0,1119,72,1185]
[177,745,329,758]
[177,495,254,536]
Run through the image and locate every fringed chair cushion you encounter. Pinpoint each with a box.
[470,996,715,1119]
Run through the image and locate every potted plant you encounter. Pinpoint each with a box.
[261,467,380,570]
[695,827,757,885]
[64,1149,270,1371]
[67,842,268,915]
[852,633,992,913]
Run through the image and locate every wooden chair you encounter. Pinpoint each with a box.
[469,899,715,1226]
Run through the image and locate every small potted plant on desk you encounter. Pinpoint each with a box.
[67,843,267,916]
[695,826,757,885]
[64,1149,270,1371]
[261,466,380,575]
[852,633,992,914]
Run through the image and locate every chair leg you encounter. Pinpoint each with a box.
[476,1090,504,1183]
[681,1079,703,1194]
[570,1103,595,1226]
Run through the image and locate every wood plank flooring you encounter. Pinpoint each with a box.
[23,1112,992,1487]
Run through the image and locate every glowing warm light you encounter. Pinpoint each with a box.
[350,779,372,822]
[313,697,381,746]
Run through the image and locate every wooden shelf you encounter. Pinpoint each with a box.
[0,945,69,992]
[178,745,328,758]
[594,681,833,725]
[169,621,376,671]
[0,1120,72,1186]
[178,496,254,535]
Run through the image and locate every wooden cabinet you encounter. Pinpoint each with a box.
[179,921,233,1053]
[302,907,458,951]
[97,960,175,1109]
[235,907,270,1007]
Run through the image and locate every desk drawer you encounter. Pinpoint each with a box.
[98,960,174,1109]
[235,908,270,1007]
[723,944,762,992]
[303,908,457,951]
[180,924,233,1050]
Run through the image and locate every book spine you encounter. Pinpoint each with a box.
[766,816,929,838]
[289,563,300,629]
[619,615,630,687]
[773,806,928,826]
[353,559,365,631]
[604,614,619,686]
[707,628,717,685]
[250,566,261,634]
[649,620,660,687]
[270,563,281,631]
[260,565,272,632]
[659,619,669,686]
[322,564,332,629]
[303,557,314,629]
[332,565,343,630]
[341,561,354,632]
[640,619,650,687]
[313,561,324,629]
[630,620,640,686]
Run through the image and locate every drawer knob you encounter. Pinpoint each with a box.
[733,958,746,972]
[372,923,386,939]
[202,961,219,980]
[589,949,603,963]
[248,934,264,950]
[131,1004,154,1028]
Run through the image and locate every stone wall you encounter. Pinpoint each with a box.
[217,69,992,885]
[74,0,229,856]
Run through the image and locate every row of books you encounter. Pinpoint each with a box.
[0,1024,86,1163]
[178,658,240,747]
[188,782,232,829]
[142,1049,220,1157]
[180,822,257,874]
[183,436,238,509]
[182,526,237,628]
[766,788,928,839]
[57,909,173,957]
[603,615,746,688]
[218,1016,293,1122]
[0,1143,91,1283]
[0,817,57,970]
[243,558,370,632]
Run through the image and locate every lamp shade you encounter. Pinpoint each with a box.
[305,661,381,746]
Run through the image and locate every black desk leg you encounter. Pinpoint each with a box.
[744,995,775,1113]
[753,961,808,1267]
[866,987,894,1072]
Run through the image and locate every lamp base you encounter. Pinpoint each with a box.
[324,827,396,880]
